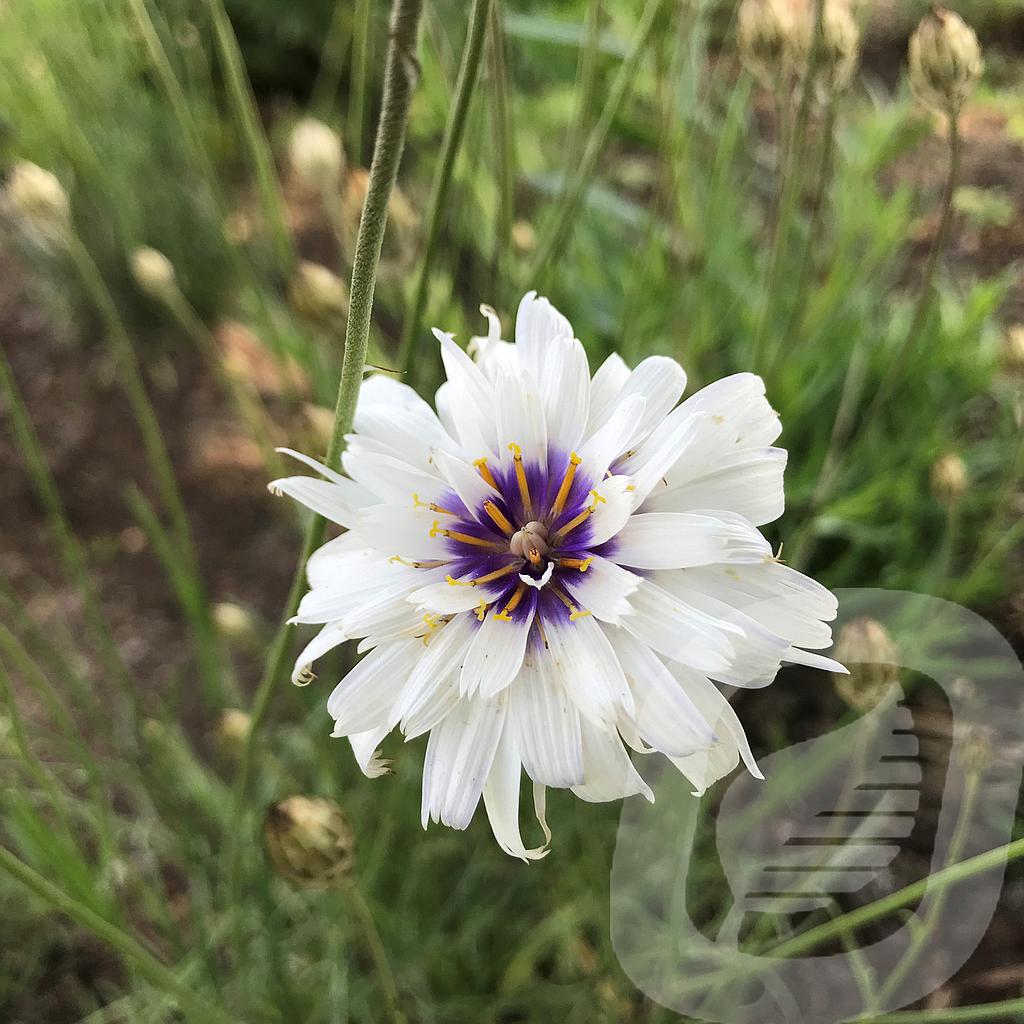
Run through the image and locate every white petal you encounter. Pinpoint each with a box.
[520,561,554,590]
[327,638,422,735]
[293,554,425,624]
[421,692,507,830]
[613,511,771,569]
[571,719,653,803]
[642,447,787,526]
[354,401,456,473]
[514,291,574,378]
[666,662,763,795]
[612,409,708,505]
[349,725,393,778]
[408,576,493,615]
[483,721,549,860]
[531,335,591,453]
[560,556,640,625]
[606,627,715,757]
[589,352,631,413]
[543,613,634,726]
[461,602,535,698]
[306,536,376,589]
[429,447,500,522]
[292,621,347,685]
[621,578,739,675]
[268,475,369,528]
[587,355,686,448]
[435,328,497,455]
[511,647,584,787]
[785,648,847,673]
[586,476,638,546]
[342,444,444,505]
[275,447,349,486]
[577,395,646,481]
[494,364,547,472]
[350,504,450,562]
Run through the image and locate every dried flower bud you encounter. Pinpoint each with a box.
[288,117,345,193]
[931,452,968,505]
[217,708,252,755]
[511,220,536,253]
[6,161,70,236]
[212,601,256,641]
[264,796,355,888]
[288,261,349,331]
[738,0,795,89]
[961,724,993,776]
[908,8,983,116]
[833,617,900,711]
[130,246,178,302]
[790,0,860,95]
[999,325,1024,379]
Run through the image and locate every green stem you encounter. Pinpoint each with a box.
[345,883,407,1024]
[397,0,493,384]
[488,0,515,292]
[312,0,355,118]
[869,997,1024,1022]
[523,0,666,289]
[750,0,825,368]
[229,0,426,833]
[565,0,603,180]
[203,0,295,274]
[0,846,236,1024]
[862,115,962,427]
[349,0,374,165]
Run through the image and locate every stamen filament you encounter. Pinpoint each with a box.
[508,442,532,516]
[430,521,506,550]
[550,453,581,517]
[550,506,593,546]
[550,583,592,622]
[390,556,447,568]
[557,556,593,571]
[446,562,521,587]
[482,499,515,537]
[413,493,457,516]
[473,458,497,487]
[494,581,527,621]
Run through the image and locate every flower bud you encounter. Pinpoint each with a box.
[999,325,1024,379]
[738,0,795,89]
[212,601,256,641]
[931,452,968,505]
[288,260,349,331]
[908,8,983,116]
[217,708,252,756]
[961,724,993,776]
[264,796,355,889]
[790,0,860,95]
[288,117,345,193]
[832,617,900,711]
[6,161,70,236]
[130,246,178,302]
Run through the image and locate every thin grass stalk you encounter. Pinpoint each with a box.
[750,0,826,366]
[397,0,493,384]
[565,0,603,178]
[229,0,426,830]
[312,0,355,118]
[523,0,666,289]
[345,883,407,1024]
[0,345,138,726]
[203,0,295,274]
[349,0,374,165]
[0,845,236,1024]
[488,0,515,292]
[870,996,1024,1022]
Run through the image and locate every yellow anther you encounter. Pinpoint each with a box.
[473,458,497,487]
[550,583,590,623]
[494,581,527,621]
[558,556,593,572]
[446,574,470,587]
[483,499,515,537]
[507,442,523,458]
[412,492,426,508]
[390,555,412,565]
[589,489,607,508]
[494,610,513,621]
[569,609,592,621]
[429,520,442,538]
[475,599,488,621]
[550,452,581,517]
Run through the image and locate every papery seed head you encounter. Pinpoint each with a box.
[738,0,796,90]
[130,246,178,302]
[217,708,252,755]
[6,161,69,236]
[999,325,1024,379]
[288,260,349,330]
[288,117,345,192]
[908,7,983,116]
[264,795,355,888]
[788,0,860,95]
[930,452,968,505]
[832,617,900,711]
[212,601,256,641]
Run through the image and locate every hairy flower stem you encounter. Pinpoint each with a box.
[0,846,236,1024]
[203,0,295,274]
[398,0,493,385]
[229,0,425,843]
[345,882,407,1024]
[750,0,825,368]
[523,0,666,289]
[792,115,962,570]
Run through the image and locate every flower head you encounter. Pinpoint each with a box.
[5,160,70,237]
[908,7,983,116]
[272,293,843,859]
[288,117,345,193]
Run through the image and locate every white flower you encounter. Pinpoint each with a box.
[271,293,843,860]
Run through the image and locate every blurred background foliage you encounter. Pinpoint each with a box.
[1,0,1024,1021]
